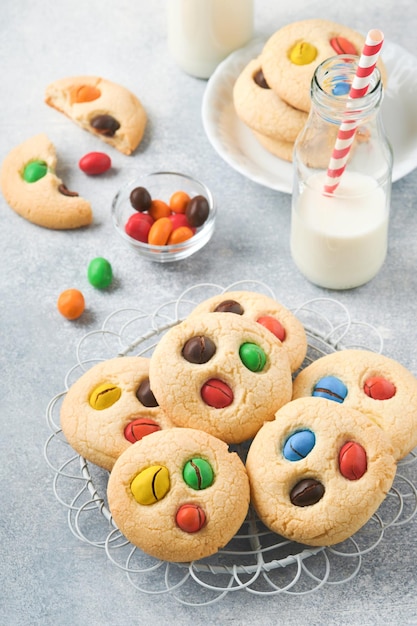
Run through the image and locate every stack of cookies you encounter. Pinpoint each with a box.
[233,19,386,162]
[60,290,417,562]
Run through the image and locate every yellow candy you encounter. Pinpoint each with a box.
[89,383,121,410]
[131,465,170,505]
[289,41,317,65]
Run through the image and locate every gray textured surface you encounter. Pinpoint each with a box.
[1,1,417,624]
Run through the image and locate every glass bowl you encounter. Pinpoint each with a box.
[111,172,216,262]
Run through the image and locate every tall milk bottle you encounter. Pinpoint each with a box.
[291,54,393,290]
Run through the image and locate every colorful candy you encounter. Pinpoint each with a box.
[136,378,159,407]
[89,382,121,410]
[182,336,216,364]
[330,37,357,55]
[256,315,286,342]
[90,114,120,136]
[124,185,210,247]
[124,418,161,443]
[57,288,85,320]
[339,441,367,480]
[290,478,325,506]
[87,257,113,289]
[363,376,396,400]
[213,300,244,314]
[289,41,317,65]
[239,342,267,372]
[23,160,48,183]
[175,503,206,533]
[183,458,214,490]
[201,378,234,408]
[283,429,316,461]
[79,152,111,175]
[130,465,170,505]
[71,85,101,103]
[312,375,348,403]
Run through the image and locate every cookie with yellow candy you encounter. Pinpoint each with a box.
[246,397,396,547]
[107,427,250,562]
[0,133,92,229]
[261,19,387,113]
[45,75,147,155]
[60,356,173,471]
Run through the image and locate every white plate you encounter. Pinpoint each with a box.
[202,38,417,193]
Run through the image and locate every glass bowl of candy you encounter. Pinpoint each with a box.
[111,172,216,262]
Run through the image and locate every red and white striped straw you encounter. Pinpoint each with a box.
[323,29,384,195]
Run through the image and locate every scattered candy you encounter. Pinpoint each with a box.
[23,160,48,183]
[175,503,206,533]
[79,152,111,175]
[87,257,113,289]
[124,185,210,247]
[57,288,85,320]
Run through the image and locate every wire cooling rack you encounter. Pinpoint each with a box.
[44,281,417,606]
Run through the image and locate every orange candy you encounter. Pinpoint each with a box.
[148,199,171,220]
[167,226,194,245]
[169,190,190,214]
[57,289,85,320]
[148,217,173,246]
[71,85,101,103]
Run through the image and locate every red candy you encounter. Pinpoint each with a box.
[330,37,357,55]
[175,504,206,533]
[256,315,286,342]
[339,441,367,480]
[79,151,111,175]
[363,376,396,400]
[201,378,234,408]
[125,213,153,242]
[124,418,161,443]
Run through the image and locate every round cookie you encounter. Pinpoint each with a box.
[60,356,173,471]
[149,312,293,444]
[45,75,147,155]
[292,349,417,460]
[252,130,295,163]
[188,290,307,373]
[246,397,396,546]
[0,133,92,229]
[261,19,386,113]
[107,427,250,562]
[233,57,308,143]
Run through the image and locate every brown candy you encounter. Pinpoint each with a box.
[253,69,270,89]
[290,478,325,507]
[90,114,120,137]
[130,186,152,212]
[182,336,216,364]
[136,378,159,407]
[58,183,79,197]
[185,195,209,227]
[213,299,244,315]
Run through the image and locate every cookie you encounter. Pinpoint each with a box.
[188,290,307,372]
[45,76,147,155]
[149,312,293,444]
[107,427,250,562]
[246,397,396,546]
[261,19,386,113]
[251,130,295,163]
[60,356,173,471]
[233,57,308,143]
[0,133,92,229]
[292,349,417,460]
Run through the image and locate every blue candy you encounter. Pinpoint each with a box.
[332,81,350,96]
[283,429,316,461]
[312,375,348,403]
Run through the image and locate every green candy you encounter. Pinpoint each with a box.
[183,458,214,490]
[239,342,267,372]
[23,160,48,183]
[87,257,113,289]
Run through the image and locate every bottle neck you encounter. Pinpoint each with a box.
[311,54,383,124]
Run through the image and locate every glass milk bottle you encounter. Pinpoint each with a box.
[290,54,393,290]
[167,0,254,79]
